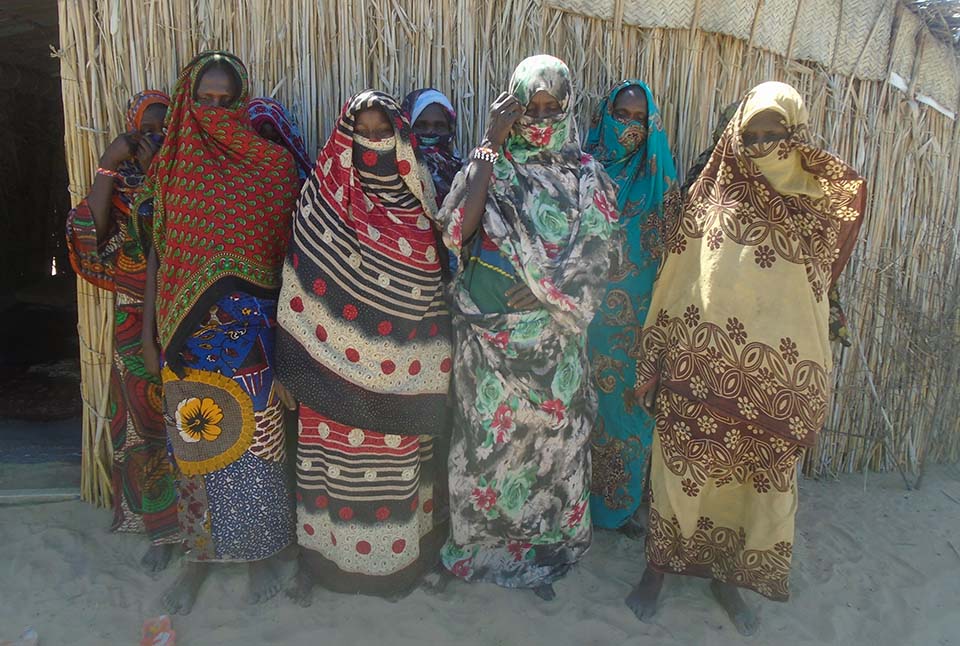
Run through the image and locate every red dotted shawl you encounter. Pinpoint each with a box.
[275,90,452,436]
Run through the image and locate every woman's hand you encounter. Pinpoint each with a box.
[274,380,298,411]
[135,134,161,171]
[458,93,524,249]
[483,92,524,149]
[505,283,539,310]
[641,385,658,416]
[99,132,138,169]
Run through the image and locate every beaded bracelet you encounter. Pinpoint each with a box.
[472,146,499,164]
[96,167,122,180]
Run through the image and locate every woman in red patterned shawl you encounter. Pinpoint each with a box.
[65,89,179,574]
[275,91,452,602]
[139,51,300,615]
[627,82,865,634]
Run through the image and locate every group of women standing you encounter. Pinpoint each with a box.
[67,50,864,634]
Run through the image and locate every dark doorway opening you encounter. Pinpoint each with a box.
[0,2,81,490]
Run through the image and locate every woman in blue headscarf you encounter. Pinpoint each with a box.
[585,80,678,536]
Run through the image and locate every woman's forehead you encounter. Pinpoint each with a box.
[744,109,788,129]
[416,104,450,121]
[529,89,560,102]
[613,86,647,109]
[356,106,390,121]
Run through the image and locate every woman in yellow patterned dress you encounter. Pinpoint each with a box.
[627,82,866,634]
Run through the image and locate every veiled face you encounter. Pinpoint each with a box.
[256,121,282,143]
[354,107,394,141]
[194,66,240,107]
[611,86,648,125]
[525,90,563,121]
[412,104,452,136]
[742,110,789,147]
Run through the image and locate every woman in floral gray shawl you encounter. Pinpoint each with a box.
[436,55,618,600]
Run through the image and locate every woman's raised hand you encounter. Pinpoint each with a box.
[99,132,138,170]
[483,92,524,149]
[135,134,161,171]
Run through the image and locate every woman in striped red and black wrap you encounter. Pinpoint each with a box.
[275,90,452,601]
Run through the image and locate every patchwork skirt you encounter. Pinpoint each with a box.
[162,293,295,562]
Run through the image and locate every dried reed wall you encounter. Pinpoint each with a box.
[57,0,960,503]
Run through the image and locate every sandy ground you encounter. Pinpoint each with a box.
[1,465,958,646]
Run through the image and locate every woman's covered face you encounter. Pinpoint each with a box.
[352,106,397,171]
[194,66,240,107]
[611,86,648,125]
[412,103,452,137]
[256,121,283,144]
[609,86,649,153]
[742,109,789,154]
[524,90,563,122]
[353,107,394,141]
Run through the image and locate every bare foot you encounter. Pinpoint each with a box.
[710,579,759,636]
[532,583,556,601]
[625,567,664,622]
[247,554,291,605]
[618,518,646,540]
[285,566,315,608]
[421,563,454,596]
[162,562,209,615]
[140,543,176,576]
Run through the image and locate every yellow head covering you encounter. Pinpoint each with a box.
[738,82,823,199]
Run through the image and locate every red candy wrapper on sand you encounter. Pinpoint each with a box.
[141,616,176,646]
[0,627,38,646]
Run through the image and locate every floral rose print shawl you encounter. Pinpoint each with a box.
[437,55,619,588]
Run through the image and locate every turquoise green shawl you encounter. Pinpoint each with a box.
[585,80,678,529]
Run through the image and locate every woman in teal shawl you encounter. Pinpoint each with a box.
[585,80,678,535]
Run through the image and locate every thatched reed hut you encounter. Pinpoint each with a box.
[52,0,960,505]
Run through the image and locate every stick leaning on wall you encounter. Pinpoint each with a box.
[57,0,116,507]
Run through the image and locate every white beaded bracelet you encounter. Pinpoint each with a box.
[472,146,499,164]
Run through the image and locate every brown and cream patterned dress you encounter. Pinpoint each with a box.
[636,82,865,600]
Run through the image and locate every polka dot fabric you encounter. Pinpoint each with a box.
[275,90,451,436]
[294,404,446,583]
